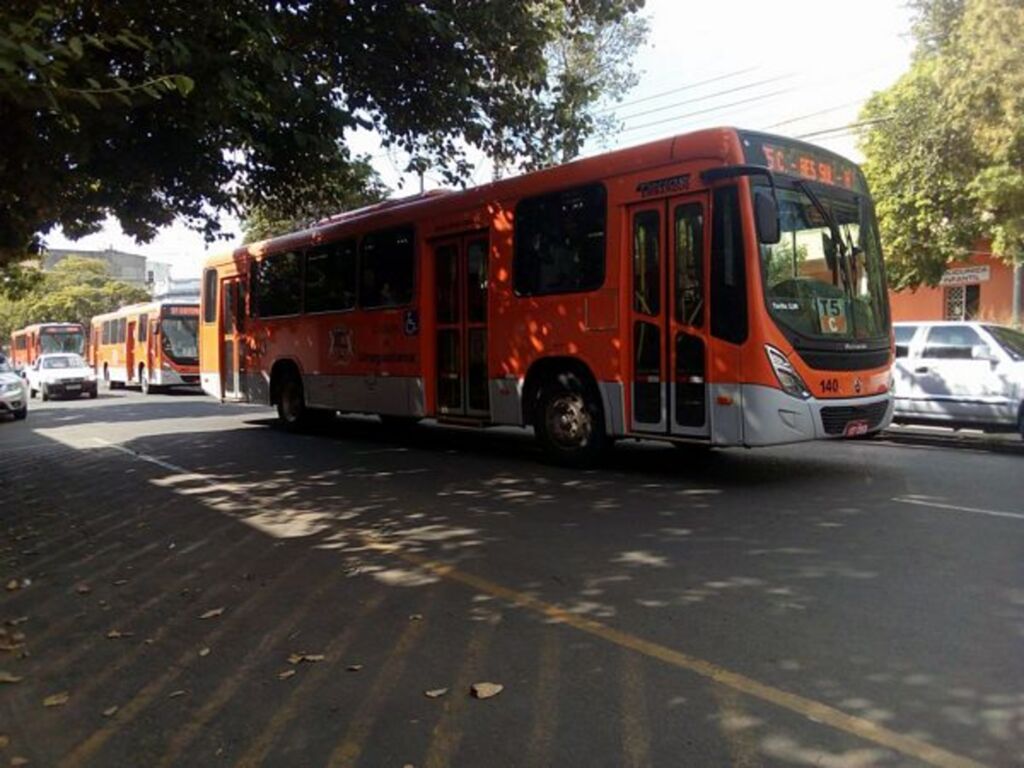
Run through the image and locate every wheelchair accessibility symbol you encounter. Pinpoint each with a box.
[403,309,419,337]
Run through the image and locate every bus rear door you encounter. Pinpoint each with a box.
[433,234,490,419]
[628,193,711,438]
[220,276,244,399]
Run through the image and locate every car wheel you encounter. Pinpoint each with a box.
[13,407,27,420]
[29,388,36,399]
[533,371,607,466]
[1018,404,1024,440]
[40,385,49,402]
[89,389,98,399]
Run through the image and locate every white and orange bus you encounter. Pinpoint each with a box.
[90,301,200,393]
[199,127,893,463]
[10,322,86,369]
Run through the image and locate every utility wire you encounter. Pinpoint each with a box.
[614,73,796,122]
[619,86,796,134]
[594,66,759,114]
[794,117,891,140]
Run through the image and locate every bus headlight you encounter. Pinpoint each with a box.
[765,345,811,400]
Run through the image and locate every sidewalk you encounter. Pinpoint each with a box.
[880,423,1024,455]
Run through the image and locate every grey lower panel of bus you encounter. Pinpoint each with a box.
[303,374,426,417]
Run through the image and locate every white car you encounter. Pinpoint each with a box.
[892,321,1024,436]
[26,353,99,401]
[0,356,28,420]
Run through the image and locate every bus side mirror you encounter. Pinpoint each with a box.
[754,189,780,244]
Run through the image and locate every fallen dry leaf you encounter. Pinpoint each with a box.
[424,688,449,699]
[168,690,186,699]
[287,653,325,665]
[0,642,23,653]
[277,669,296,680]
[470,682,503,700]
[6,618,28,626]
[0,671,23,684]
[103,706,118,717]
[113,579,128,586]
[198,608,224,620]
[409,614,423,621]
[5,580,18,592]
[0,734,8,748]
[44,692,70,707]
[75,584,91,595]
[106,630,133,640]
[198,647,211,657]
[346,664,363,672]
[10,633,24,643]
[10,756,29,766]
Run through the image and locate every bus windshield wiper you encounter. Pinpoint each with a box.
[795,179,853,293]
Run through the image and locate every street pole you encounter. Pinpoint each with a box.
[1013,258,1022,328]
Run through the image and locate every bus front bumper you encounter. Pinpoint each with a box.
[740,384,893,446]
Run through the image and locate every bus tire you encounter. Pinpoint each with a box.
[276,370,310,431]
[140,367,151,395]
[533,370,607,466]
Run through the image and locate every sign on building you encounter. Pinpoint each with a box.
[939,265,990,287]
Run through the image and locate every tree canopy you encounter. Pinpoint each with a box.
[859,0,1023,289]
[0,257,149,344]
[0,1,647,268]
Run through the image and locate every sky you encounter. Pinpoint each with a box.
[45,0,916,278]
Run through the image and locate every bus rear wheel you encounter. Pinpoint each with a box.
[533,372,607,466]
[140,368,157,395]
[276,373,310,430]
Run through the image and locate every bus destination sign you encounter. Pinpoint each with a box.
[740,133,863,192]
[164,305,200,317]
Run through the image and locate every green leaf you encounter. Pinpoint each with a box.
[80,91,101,109]
[68,37,84,58]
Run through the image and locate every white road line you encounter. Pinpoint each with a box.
[892,496,1024,522]
[91,437,197,475]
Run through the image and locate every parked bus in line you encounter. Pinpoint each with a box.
[9,322,86,370]
[199,127,893,463]
[90,301,200,393]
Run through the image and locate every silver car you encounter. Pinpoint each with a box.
[0,356,28,420]
[892,321,1024,436]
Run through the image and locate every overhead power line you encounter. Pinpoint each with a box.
[619,86,796,135]
[761,99,867,130]
[615,73,795,122]
[794,117,891,140]
[595,66,760,114]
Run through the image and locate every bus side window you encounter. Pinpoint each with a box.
[710,185,748,344]
[139,314,148,342]
[203,268,218,323]
[253,252,303,317]
[360,226,414,309]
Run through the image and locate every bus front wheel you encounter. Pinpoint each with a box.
[534,372,607,466]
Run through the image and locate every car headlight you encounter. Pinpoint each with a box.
[1,381,21,394]
[85,371,96,382]
[765,345,811,399]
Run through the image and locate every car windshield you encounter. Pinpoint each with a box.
[161,317,199,365]
[985,325,1024,361]
[0,359,12,374]
[42,354,86,369]
[40,330,85,355]
[759,182,889,342]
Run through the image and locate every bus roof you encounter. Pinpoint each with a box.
[90,299,199,324]
[12,322,85,335]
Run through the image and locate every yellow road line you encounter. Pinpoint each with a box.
[58,555,306,768]
[620,649,652,768]
[422,618,499,768]
[371,543,989,768]
[325,594,435,768]
[155,570,342,767]
[523,630,561,768]
[712,684,761,768]
[232,592,386,768]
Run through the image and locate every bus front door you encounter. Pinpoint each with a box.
[220,277,242,399]
[628,194,711,438]
[433,235,490,418]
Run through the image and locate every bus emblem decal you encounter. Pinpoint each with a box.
[403,310,419,337]
[329,327,354,364]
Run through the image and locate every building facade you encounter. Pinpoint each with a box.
[43,248,172,290]
[889,249,1021,327]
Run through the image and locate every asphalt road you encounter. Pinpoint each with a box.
[1,390,1021,768]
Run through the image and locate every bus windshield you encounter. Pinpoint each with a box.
[40,329,85,355]
[161,317,199,365]
[758,182,888,342]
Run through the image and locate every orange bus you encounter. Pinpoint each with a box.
[199,127,893,462]
[90,301,200,393]
[10,322,86,369]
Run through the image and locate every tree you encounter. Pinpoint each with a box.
[0,1,647,268]
[0,257,149,343]
[859,0,1023,290]
[241,155,386,244]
